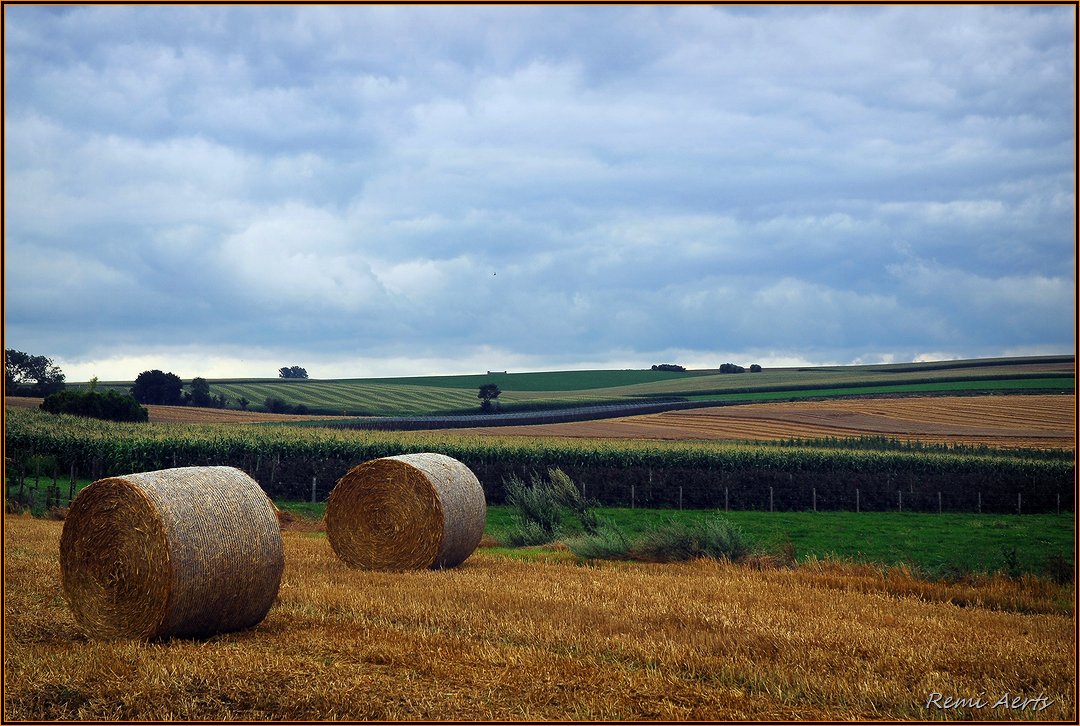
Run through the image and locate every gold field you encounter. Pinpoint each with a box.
[4,516,1074,721]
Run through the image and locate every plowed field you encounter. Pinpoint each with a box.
[448,394,1076,450]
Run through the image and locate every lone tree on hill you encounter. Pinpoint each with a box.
[478,383,502,413]
[279,366,309,379]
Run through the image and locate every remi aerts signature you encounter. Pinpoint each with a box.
[925,692,1055,713]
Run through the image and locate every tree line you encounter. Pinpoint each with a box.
[5,349,316,422]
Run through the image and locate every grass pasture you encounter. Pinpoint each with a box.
[4,514,1074,721]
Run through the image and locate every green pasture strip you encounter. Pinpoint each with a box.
[207,381,479,416]
[686,376,1075,403]
[274,502,1073,581]
[484,506,1074,580]
[350,368,712,391]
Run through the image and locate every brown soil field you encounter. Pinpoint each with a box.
[4,515,1074,721]
[447,394,1076,450]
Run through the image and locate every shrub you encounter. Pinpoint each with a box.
[651,364,686,372]
[569,513,751,563]
[634,515,750,562]
[566,520,633,560]
[504,473,562,539]
[501,468,598,545]
[41,389,148,423]
[718,363,746,374]
[503,520,558,547]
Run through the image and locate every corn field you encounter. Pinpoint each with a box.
[4,407,1073,513]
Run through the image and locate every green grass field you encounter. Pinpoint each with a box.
[488,507,1075,581]
[82,356,1074,417]
[272,500,1073,582]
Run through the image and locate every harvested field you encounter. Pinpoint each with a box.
[447,394,1075,450]
[4,515,1074,721]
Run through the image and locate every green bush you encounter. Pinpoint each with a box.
[502,468,598,545]
[40,389,148,422]
[568,513,751,563]
[503,473,563,540]
[566,520,633,560]
[633,515,750,562]
[503,519,558,547]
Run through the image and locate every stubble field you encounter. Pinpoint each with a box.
[4,515,1074,721]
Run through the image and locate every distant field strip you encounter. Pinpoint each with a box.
[447,394,1075,450]
[207,381,479,416]
[70,356,1075,418]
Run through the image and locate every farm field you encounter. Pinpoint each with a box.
[72,355,1074,417]
[4,515,1074,721]
[10,389,1074,452]
[444,394,1076,450]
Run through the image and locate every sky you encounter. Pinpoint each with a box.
[4,4,1076,382]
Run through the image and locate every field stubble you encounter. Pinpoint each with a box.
[4,516,1074,721]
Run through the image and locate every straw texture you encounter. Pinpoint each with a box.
[60,466,284,640]
[326,453,487,570]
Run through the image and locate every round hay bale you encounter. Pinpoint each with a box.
[326,453,486,570]
[60,466,284,640]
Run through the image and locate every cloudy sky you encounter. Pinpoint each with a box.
[4,4,1075,381]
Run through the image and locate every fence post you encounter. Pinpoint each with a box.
[977,491,982,514]
[311,476,317,504]
[724,486,729,512]
[1017,492,1021,516]
[938,491,942,514]
[898,490,903,513]
[631,484,635,509]
[1057,492,1061,515]
[769,486,774,513]
[856,488,860,513]
[678,486,683,511]
[812,487,816,512]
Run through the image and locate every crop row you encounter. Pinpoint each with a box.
[4,407,1073,513]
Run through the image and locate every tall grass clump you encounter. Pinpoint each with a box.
[568,513,751,563]
[502,468,598,546]
[633,515,750,563]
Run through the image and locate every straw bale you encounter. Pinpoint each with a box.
[326,453,486,570]
[60,466,284,640]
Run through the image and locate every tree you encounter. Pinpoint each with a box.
[278,366,309,379]
[5,349,66,397]
[478,383,502,413]
[131,370,184,405]
[750,364,762,373]
[187,377,214,407]
[718,363,746,374]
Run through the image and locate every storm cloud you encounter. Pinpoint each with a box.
[4,4,1074,380]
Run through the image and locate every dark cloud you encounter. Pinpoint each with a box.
[4,5,1073,379]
